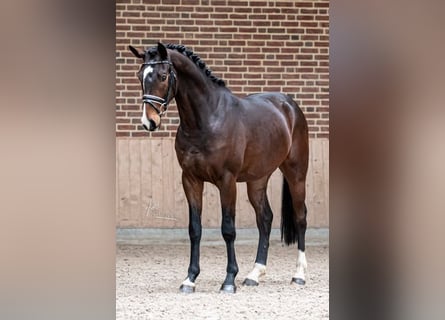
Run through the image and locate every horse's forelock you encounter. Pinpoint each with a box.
[145,47,158,60]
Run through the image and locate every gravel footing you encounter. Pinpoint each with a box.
[117,236,328,319]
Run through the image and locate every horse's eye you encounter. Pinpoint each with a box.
[161,74,167,82]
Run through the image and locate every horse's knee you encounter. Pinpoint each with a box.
[189,223,202,242]
[222,223,236,242]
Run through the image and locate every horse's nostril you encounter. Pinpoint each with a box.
[149,120,157,131]
[142,124,149,131]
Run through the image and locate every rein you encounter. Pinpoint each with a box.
[142,60,176,116]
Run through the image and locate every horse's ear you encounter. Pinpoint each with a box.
[158,42,168,60]
[129,45,144,59]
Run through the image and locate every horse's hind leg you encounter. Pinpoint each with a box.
[280,157,309,285]
[243,175,273,286]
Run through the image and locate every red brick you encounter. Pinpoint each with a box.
[314,2,329,8]
[131,132,149,137]
[275,1,293,7]
[183,0,199,4]
[250,1,268,6]
[118,125,136,131]
[230,14,248,19]
[233,20,252,26]
[151,131,169,138]
[211,0,225,5]
[228,0,248,6]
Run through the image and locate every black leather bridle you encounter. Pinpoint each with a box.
[141,60,176,116]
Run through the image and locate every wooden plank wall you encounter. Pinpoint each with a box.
[116,138,329,228]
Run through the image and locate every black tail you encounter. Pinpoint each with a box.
[281,178,308,246]
[281,178,297,245]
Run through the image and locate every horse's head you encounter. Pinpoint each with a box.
[129,42,176,131]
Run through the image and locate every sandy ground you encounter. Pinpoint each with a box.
[116,234,329,319]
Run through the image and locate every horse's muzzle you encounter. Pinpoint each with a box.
[142,119,157,132]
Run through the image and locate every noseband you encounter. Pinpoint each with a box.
[142,60,176,116]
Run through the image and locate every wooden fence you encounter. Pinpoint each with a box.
[116,138,329,228]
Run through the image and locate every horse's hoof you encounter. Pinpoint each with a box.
[242,278,259,286]
[291,277,306,285]
[179,284,195,293]
[220,284,236,293]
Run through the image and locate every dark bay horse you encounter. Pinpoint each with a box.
[129,43,309,293]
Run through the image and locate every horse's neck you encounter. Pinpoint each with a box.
[175,85,225,133]
[171,53,228,133]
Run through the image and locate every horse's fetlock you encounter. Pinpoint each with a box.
[188,266,200,280]
[227,265,239,276]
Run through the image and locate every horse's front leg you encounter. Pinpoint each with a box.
[217,174,239,293]
[179,173,203,293]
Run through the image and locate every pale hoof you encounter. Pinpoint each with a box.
[179,284,195,293]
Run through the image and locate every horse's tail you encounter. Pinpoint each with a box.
[281,177,298,245]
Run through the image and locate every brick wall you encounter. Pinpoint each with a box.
[116,0,329,138]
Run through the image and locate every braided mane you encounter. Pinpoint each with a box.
[164,43,226,87]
